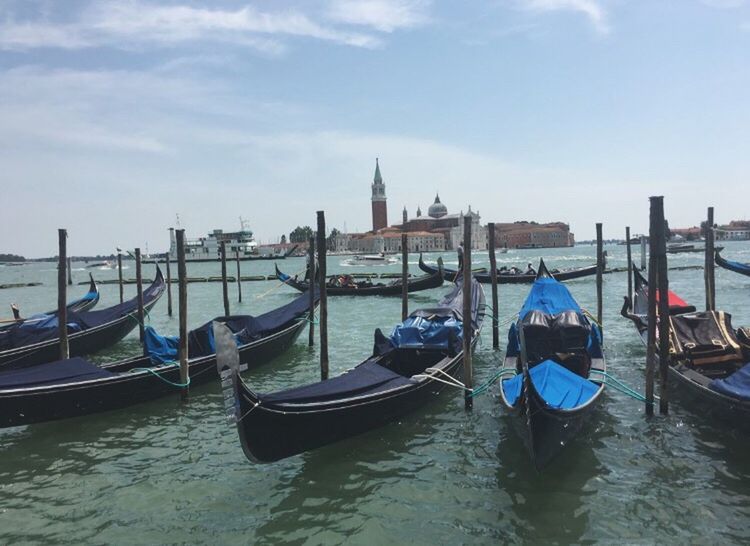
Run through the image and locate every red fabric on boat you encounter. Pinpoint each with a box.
[654,290,689,309]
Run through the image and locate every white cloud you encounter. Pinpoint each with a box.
[0,22,91,50]
[0,1,386,53]
[88,2,381,49]
[520,0,609,34]
[326,0,432,32]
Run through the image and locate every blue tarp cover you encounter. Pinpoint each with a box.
[518,277,583,320]
[389,315,462,350]
[144,327,181,364]
[0,357,113,389]
[502,360,599,409]
[709,363,750,401]
[262,360,413,404]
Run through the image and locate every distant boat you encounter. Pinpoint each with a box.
[142,226,295,264]
[666,243,724,255]
[715,250,750,278]
[342,253,399,266]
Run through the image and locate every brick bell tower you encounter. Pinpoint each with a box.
[371,158,388,231]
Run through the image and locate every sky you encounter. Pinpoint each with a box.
[1,0,749,257]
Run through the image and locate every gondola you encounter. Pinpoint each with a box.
[621,265,750,420]
[1,274,99,333]
[715,249,750,278]
[275,263,444,296]
[418,253,600,284]
[498,259,605,470]
[0,290,317,428]
[0,268,165,370]
[220,277,485,463]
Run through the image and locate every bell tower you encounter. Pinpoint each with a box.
[371,158,388,231]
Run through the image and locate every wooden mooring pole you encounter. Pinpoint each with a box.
[235,250,242,303]
[462,215,473,410]
[67,257,73,286]
[308,236,316,347]
[176,229,189,399]
[117,252,124,303]
[58,229,69,360]
[317,212,329,381]
[596,223,604,332]
[705,206,716,312]
[640,236,647,271]
[135,248,145,348]
[626,226,633,304]
[645,197,660,416]
[654,197,670,415]
[220,241,230,317]
[401,233,408,321]
[165,252,173,317]
[488,222,499,350]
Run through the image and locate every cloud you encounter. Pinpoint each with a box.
[520,0,609,34]
[0,1,385,53]
[326,0,432,32]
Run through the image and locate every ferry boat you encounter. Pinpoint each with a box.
[146,226,292,263]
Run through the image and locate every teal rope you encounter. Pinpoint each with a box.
[297,315,319,325]
[130,363,191,388]
[589,369,659,402]
[469,368,517,398]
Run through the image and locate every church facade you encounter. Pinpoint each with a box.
[333,160,487,253]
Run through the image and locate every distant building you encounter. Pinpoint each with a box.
[335,162,487,253]
[493,222,574,249]
[716,220,750,241]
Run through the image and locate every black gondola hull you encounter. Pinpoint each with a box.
[235,342,473,463]
[715,250,750,278]
[0,297,160,370]
[276,265,444,296]
[506,376,601,470]
[0,318,307,428]
[0,271,164,370]
[418,255,598,284]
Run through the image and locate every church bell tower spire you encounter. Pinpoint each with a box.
[371,158,388,231]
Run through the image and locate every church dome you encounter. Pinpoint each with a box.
[428,194,448,218]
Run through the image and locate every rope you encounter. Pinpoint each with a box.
[296,314,319,325]
[129,363,191,388]
[413,367,468,390]
[469,368,517,398]
[589,369,660,402]
[582,309,602,330]
[256,265,307,299]
[237,401,260,422]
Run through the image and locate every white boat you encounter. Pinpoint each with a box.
[341,253,399,266]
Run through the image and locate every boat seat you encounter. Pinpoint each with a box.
[261,360,414,405]
[0,357,114,389]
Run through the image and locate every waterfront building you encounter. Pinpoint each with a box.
[492,222,574,249]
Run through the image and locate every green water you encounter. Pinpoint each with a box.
[1,243,749,544]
